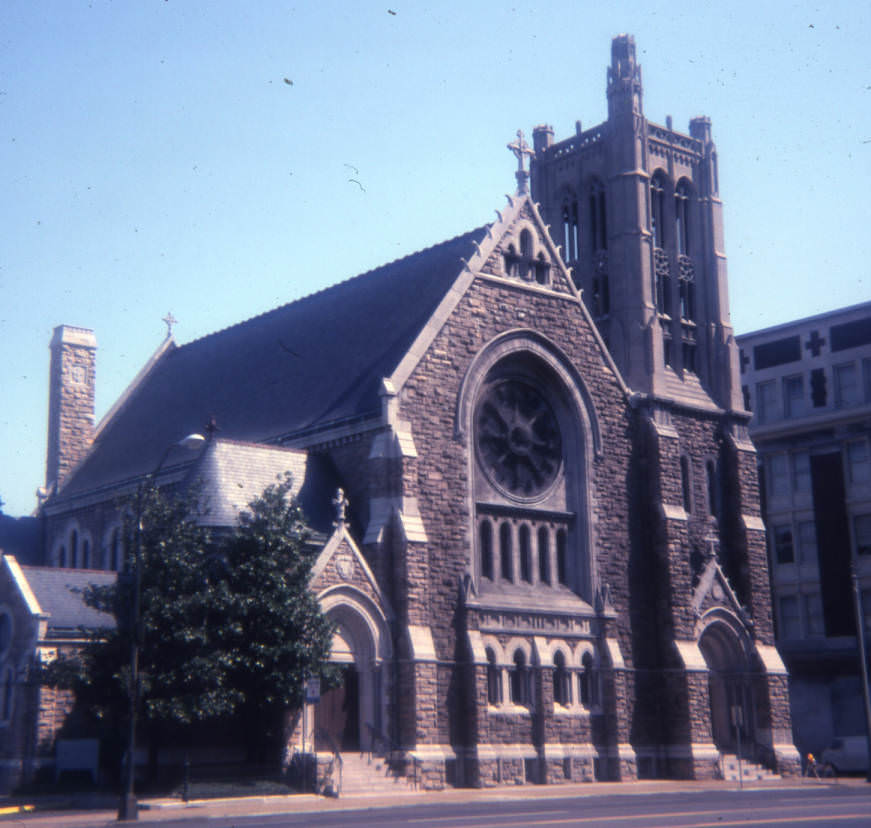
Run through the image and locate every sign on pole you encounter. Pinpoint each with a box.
[306,677,321,704]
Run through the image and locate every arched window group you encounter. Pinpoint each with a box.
[484,641,597,713]
[478,516,569,588]
[503,228,550,286]
[560,179,606,265]
[651,172,692,255]
[56,526,93,569]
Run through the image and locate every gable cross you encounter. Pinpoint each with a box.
[507,129,535,194]
[162,311,178,339]
[805,329,826,357]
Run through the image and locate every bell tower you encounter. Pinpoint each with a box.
[530,34,742,412]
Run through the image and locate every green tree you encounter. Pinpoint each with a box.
[43,475,334,771]
[212,474,336,761]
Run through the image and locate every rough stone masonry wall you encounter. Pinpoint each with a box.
[397,264,636,757]
[46,340,96,489]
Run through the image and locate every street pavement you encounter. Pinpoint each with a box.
[0,776,869,828]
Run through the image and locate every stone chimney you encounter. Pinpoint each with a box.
[46,325,96,490]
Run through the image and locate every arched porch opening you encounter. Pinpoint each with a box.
[698,620,755,757]
[315,590,391,753]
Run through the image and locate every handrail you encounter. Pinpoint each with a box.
[364,722,421,790]
[314,727,343,797]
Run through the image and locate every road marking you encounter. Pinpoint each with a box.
[409,811,572,823]
[406,808,871,828]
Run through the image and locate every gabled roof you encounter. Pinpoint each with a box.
[58,227,488,499]
[20,565,116,635]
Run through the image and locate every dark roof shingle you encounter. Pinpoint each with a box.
[60,227,487,497]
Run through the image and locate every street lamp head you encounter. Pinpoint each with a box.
[178,433,207,451]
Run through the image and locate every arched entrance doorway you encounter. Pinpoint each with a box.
[314,590,391,754]
[698,620,755,756]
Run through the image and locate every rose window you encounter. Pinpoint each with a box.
[475,380,562,499]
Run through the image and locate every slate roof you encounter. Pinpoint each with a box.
[59,227,488,499]
[194,439,339,534]
[21,566,116,635]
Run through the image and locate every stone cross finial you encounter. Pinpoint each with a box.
[332,488,349,527]
[162,312,178,338]
[507,129,535,194]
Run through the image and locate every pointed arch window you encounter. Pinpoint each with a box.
[110,527,122,572]
[70,530,79,568]
[706,460,719,517]
[479,520,494,580]
[589,179,607,252]
[553,650,571,706]
[538,527,550,584]
[562,198,580,262]
[675,179,691,255]
[486,647,502,705]
[510,649,530,705]
[519,524,532,583]
[82,538,90,569]
[680,456,692,514]
[500,522,513,582]
[556,528,568,585]
[579,651,597,708]
[651,172,667,249]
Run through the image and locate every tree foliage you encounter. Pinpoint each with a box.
[43,474,335,762]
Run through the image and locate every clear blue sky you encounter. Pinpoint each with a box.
[2,1,869,516]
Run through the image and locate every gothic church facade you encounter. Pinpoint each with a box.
[3,35,798,789]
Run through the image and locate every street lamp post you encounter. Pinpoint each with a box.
[849,558,871,785]
[118,433,206,822]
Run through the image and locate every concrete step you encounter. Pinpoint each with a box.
[329,752,419,797]
[719,753,780,781]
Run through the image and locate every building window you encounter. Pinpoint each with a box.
[768,453,790,498]
[589,179,607,252]
[810,367,827,407]
[650,172,667,249]
[793,451,811,494]
[804,593,825,638]
[562,198,580,262]
[706,460,718,516]
[847,440,871,485]
[797,520,818,563]
[110,527,122,571]
[680,456,692,513]
[538,527,550,584]
[864,358,871,403]
[510,650,530,706]
[854,514,871,556]
[756,381,778,424]
[835,362,859,408]
[783,375,805,419]
[500,522,513,582]
[556,528,568,586]
[773,525,795,564]
[674,179,691,255]
[579,651,596,708]
[58,545,67,568]
[553,651,571,706]
[519,524,532,583]
[778,594,801,640]
[486,648,502,705]
[480,520,494,580]
[82,538,90,569]
[70,530,79,568]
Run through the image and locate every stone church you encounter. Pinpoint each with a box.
[2,35,799,789]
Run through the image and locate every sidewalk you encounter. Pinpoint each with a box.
[1,777,865,827]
